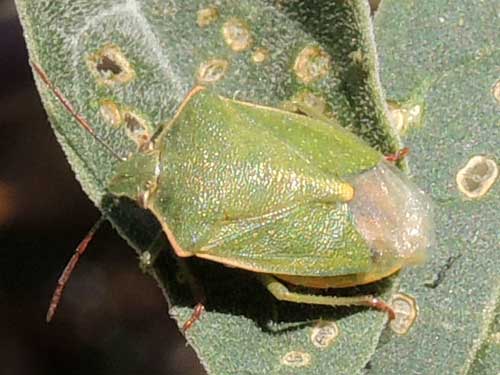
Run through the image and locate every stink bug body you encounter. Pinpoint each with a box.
[33,63,433,325]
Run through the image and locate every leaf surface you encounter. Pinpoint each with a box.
[367,1,499,373]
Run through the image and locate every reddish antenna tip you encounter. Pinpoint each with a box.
[45,217,105,323]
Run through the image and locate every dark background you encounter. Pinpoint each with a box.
[0,1,204,374]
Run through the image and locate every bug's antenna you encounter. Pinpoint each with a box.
[46,216,106,322]
[31,62,126,161]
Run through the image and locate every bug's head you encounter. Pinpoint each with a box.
[107,150,160,208]
[348,162,435,271]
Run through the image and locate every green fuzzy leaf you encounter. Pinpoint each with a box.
[16,0,418,374]
[367,1,499,374]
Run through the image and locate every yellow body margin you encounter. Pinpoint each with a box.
[274,263,402,289]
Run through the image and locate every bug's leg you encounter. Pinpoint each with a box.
[177,258,207,331]
[385,147,410,163]
[258,274,396,320]
[138,231,166,273]
[282,100,333,124]
[138,233,206,330]
[182,303,205,331]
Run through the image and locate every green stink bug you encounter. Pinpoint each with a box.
[33,63,433,326]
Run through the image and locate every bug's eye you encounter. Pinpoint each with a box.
[348,162,434,266]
